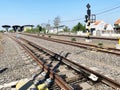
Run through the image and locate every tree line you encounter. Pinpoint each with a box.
[1,16,86,33]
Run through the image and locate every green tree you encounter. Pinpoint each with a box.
[72,22,85,32]
[0,30,4,33]
[63,26,70,32]
[82,24,86,32]
[37,25,42,33]
[9,29,14,32]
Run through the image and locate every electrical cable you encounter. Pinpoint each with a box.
[61,3,120,23]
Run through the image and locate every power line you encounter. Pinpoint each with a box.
[61,4,120,23]
[61,17,84,23]
[96,5,120,15]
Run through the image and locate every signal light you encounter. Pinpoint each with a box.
[85,15,88,23]
[87,9,91,16]
[87,22,90,26]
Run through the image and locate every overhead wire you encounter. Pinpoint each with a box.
[61,3,120,23]
[61,0,85,23]
[96,5,120,15]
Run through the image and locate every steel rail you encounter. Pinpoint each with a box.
[9,36,73,90]
[21,33,120,56]
[19,37,120,89]
[44,34,119,41]
[23,33,119,41]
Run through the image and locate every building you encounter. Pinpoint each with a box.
[23,25,34,32]
[91,20,113,31]
[24,27,32,32]
[48,25,66,33]
[114,18,120,33]
[91,20,114,36]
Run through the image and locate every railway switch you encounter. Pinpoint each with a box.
[34,72,47,85]
[37,78,52,90]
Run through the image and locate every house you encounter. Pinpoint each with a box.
[23,25,34,32]
[24,27,32,32]
[104,24,113,30]
[48,25,65,33]
[91,20,114,36]
[114,18,120,33]
[91,20,107,30]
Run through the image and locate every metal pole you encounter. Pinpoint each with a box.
[86,3,91,39]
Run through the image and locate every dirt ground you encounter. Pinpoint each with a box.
[0,33,3,53]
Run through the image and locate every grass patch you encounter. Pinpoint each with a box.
[48,35,51,38]
[98,42,103,48]
[71,38,76,42]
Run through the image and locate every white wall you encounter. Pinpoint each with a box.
[95,21,106,30]
[77,31,87,36]
[106,24,113,30]
[101,33,120,37]
[49,28,64,33]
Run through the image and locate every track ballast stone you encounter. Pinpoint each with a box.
[0,35,33,85]
[19,34,120,85]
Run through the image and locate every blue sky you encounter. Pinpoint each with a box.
[0,0,120,30]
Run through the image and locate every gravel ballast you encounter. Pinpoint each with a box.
[1,33,119,89]
[0,35,34,85]
[19,34,120,84]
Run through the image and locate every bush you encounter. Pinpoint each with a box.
[48,35,51,38]
[71,38,76,41]
[98,42,103,47]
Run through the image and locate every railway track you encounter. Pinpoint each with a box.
[20,33,120,56]
[25,33,119,41]
[49,34,119,41]
[8,35,120,89]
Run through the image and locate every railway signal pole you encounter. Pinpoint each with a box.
[85,3,91,39]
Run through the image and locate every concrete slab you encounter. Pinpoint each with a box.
[0,81,18,89]
[116,44,120,49]
[85,39,92,42]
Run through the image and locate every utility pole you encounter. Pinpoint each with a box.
[85,3,91,39]
[46,20,50,33]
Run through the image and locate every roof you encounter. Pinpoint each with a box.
[94,21,101,25]
[105,24,108,27]
[115,19,120,24]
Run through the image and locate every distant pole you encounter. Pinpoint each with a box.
[38,26,42,36]
[46,20,50,33]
